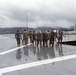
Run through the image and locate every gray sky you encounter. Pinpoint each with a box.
[0,0,76,28]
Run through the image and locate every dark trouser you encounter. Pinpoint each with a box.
[33,38,36,44]
[58,37,62,44]
[30,38,33,43]
[50,38,54,47]
[43,38,48,47]
[16,38,20,45]
[37,39,39,46]
[37,39,42,46]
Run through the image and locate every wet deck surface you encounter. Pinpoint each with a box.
[0,34,76,75]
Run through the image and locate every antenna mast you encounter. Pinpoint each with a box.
[26,11,28,31]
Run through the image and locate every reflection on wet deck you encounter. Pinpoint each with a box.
[16,45,61,61]
[16,44,76,61]
[0,43,76,68]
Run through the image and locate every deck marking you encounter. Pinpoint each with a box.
[0,43,32,55]
[0,54,76,74]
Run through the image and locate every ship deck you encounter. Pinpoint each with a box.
[0,34,76,75]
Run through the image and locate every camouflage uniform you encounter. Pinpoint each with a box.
[32,31,36,44]
[29,31,33,43]
[49,30,55,47]
[54,31,57,42]
[58,31,63,44]
[42,31,48,47]
[23,30,28,45]
[37,31,43,46]
[15,30,21,45]
[47,31,50,45]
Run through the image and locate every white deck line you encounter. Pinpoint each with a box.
[0,43,32,55]
[0,54,76,74]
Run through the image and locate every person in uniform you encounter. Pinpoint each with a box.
[32,31,36,44]
[58,30,63,44]
[60,30,63,43]
[29,31,33,43]
[54,31,57,42]
[23,29,28,45]
[40,31,43,46]
[42,31,48,47]
[47,31,50,46]
[37,31,43,47]
[15,30,21,46]
[49,30,55,48]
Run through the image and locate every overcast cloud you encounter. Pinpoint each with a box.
[0,0,76,28]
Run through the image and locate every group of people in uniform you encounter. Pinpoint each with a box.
[15,29,63,47]
[15,29,28,45]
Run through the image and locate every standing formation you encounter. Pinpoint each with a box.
[15,29,63,47]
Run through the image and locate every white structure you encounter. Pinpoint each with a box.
[74,24,76,31]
